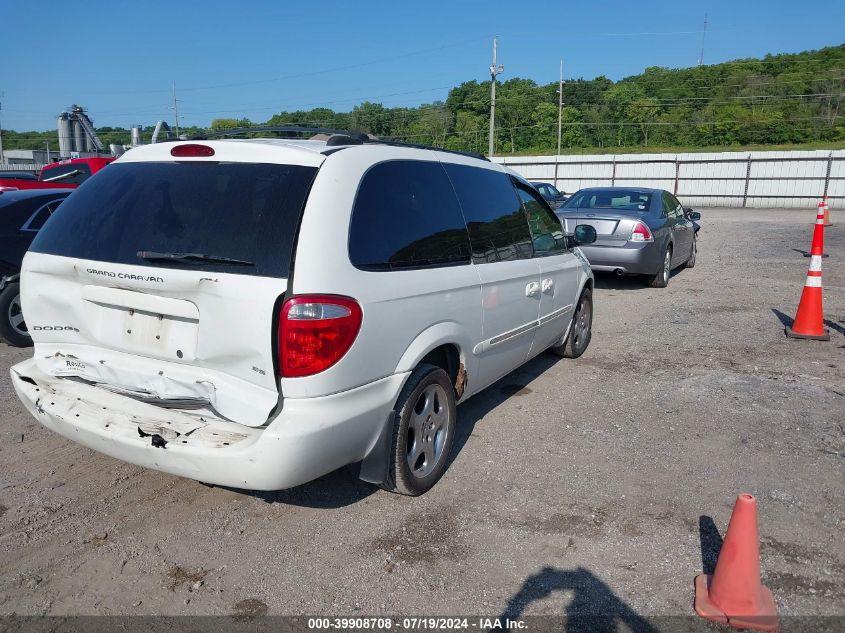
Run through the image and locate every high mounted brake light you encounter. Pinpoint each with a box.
[278,295,363,377]
[170,144,215,157]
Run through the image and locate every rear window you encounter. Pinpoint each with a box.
[30,162,317,278]
[564,189,652,211]
[40,163,92,185]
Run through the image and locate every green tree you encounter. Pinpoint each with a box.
[626,97,661,146]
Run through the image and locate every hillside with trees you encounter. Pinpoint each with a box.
[5,43,844,156]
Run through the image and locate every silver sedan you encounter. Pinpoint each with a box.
[556,187,700,288]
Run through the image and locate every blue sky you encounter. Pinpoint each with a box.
[1,0,844,132]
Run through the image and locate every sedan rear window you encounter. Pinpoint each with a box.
[30,162,317,278]
[564,189,651,211]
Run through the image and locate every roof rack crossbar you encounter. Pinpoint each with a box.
[361,138,488,162]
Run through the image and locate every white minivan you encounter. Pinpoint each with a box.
[11,134,596,495]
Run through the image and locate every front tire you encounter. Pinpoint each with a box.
[552,287,593,358]
[382,364,457,496]
[0,283,32,348]
[649,245,672,288]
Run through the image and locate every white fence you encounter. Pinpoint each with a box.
[493,149,845,208]
[0,163,44,174]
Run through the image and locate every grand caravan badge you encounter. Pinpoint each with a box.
[85,268,164,283]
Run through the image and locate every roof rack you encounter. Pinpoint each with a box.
[362,138,489,162]
[201,125,370,141]
[197,125,489,161]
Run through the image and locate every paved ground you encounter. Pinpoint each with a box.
[0,208,842,623]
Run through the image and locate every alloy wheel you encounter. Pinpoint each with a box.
[406,384,450,478]
[572,295,591,350]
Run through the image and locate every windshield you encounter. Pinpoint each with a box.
[30,161,317,278]
[564,189,652,212]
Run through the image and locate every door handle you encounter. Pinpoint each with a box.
[525,281,540,298]
[541,278,554,294]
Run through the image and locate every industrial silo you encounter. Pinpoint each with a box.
[72,119,84,154]
[57,113,73,156]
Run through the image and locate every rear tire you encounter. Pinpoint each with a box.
[381,364,457,496]
[0,283,32,348]
[552,287,592,359]
[649,245,672,288]
[685,235,697,268]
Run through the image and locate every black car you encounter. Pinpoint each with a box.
[0,172,38,181]
[530,181,568,209]
[0,189,71,346]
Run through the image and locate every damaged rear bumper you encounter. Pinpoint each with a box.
[11,358,408,491]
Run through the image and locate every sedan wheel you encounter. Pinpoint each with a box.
[685,235,697,268]
[649,246,672,288]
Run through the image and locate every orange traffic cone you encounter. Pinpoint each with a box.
[694,494,779,632]
[822,197,832,227]
[786,203,830,340]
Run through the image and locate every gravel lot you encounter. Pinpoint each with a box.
[0,208,842,623]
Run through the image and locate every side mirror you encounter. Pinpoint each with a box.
[687,210,701,221]
[571,224,597,246]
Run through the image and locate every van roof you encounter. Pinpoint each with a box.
[116,137,496,170]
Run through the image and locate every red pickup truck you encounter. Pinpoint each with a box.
[0,157,114,192]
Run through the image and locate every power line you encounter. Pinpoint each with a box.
[4,67,843,123]
[81,37,491,96]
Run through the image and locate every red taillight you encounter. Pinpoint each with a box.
[278,295,362,377]
[630,221,653,242]
[170,143,215,157]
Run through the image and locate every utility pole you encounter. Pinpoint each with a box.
[555,59,564,188]
[171,82,181,137]
[488,37,504,157]
[698,13,708,66]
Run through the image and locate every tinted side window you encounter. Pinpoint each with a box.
[514,184,567,255]
[349,160,471,270]
[24,198,64,231]
[443,164,533,264]
[662,192,678,217]
[667,192,684,216]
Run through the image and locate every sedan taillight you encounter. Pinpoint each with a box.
[630,221,654,242]
[278,295,362,377]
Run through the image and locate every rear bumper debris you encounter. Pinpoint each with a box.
[11,358,408,491]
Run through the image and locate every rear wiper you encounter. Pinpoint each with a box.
[41,169,81,183]
[137,251,254,266]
